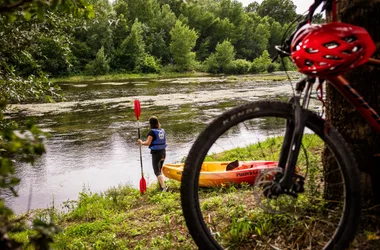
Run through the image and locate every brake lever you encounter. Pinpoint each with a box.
[272,45,291,63]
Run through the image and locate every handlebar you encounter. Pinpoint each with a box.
[273,0,334,61]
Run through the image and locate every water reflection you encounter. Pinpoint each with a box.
[5,75,306,214]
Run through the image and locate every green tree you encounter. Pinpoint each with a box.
[111,14,129,51]
[85,46,110,75]
[257,0,297,25]
[121,0,158,26]
[251,50,272,73]
[70,0,114,73]
[169,20,198,71]
[35,35,72,76]
[218,0,244,26]
[145,4,177,64]
[0,0,94,20]
[138,54,161,73]
[236,14,270,60]
[180,1,217,61]
[0,11,76,77]
[204,40,235,73]
[245,2,259,13]
[210,17,236,49]
[156,0,184,17]
[0,0,92,248]
[115,19,146,71]
[267,19,285,57]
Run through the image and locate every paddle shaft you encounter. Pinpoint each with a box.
[137,121,144,176]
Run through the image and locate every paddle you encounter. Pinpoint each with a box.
[134,99,147,194]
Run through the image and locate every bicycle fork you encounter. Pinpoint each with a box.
[276,77,316,193]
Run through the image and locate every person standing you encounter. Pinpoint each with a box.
[137,116,167,191]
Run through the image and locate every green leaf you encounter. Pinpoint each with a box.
[24,10,32,21]
[6,14,17,23]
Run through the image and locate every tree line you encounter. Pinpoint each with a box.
[1,0,305,80]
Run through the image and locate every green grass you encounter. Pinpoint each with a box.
[50,71,298,84]
[8,137,380,249]
[51,72,211,84]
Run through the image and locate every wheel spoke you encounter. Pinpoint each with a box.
[181,101,360,250]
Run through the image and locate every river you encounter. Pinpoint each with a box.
[5,73,318,214]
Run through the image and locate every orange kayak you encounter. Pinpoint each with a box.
[162,161,278,187]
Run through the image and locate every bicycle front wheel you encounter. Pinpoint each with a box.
[180,101,360,250]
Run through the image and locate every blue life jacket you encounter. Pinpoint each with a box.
[149,128,167,150]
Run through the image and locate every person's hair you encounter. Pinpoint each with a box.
[149,116,160,129]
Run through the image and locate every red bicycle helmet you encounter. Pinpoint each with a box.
[291,22,376,76]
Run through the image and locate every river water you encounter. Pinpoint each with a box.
[5,73,317,214]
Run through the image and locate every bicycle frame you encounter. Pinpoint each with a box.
[327,58,380,133]
[279,57,380,190]
[275,0,380,191]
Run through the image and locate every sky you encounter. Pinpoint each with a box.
[238,0,312,14]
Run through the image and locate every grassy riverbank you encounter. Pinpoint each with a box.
[10,180,380,249]
[8,135,379,249]
[50,72,210,83]
[51,71,299,84]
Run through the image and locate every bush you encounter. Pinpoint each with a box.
[138,54,161,73]
[251,50,271,73]
[226,59,251,74]
[85,47,110,76]
[203,54,219,73]
[278,57,298,71]
[204,40,236,74]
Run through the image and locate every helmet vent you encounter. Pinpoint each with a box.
[305,60,314,66]
[342,35,358,43]
[324,55,342,60]
[352,45,362,52]
[305,48,319,54]
[342,50,352,55]
[323,41,340,49]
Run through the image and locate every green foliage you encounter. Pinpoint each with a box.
[268,19,284,57]
[121,0,157,26]
[36,36,72,76]
[257,0,297,25]
[214,40,235,67]
[169,20,198,71]
[218,0,244,26]
[225,59,251,75]
[0,0,94,21]
[115,19,146,71]
[245,2,259,13]
[204,40,235,73]
[112,14,129,49]
[251,50,272,73]
[1,0,297,78]
[0,12,74,78]
[210,17,236,48]
[138,54,161,73]
[47,181,196,249]
[235,14,271,60]
[0,0,94,248]
[85,46,110,76]
[0,110,59,248]
[278,57,298,71]
[0,72,62,104]
[145,4,176,64]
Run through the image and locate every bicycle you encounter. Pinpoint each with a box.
[180,0,380,249]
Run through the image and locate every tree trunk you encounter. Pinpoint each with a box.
[326,0,380,205]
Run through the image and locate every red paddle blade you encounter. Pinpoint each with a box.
[139,177,147,194]
[134,99,141,120]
